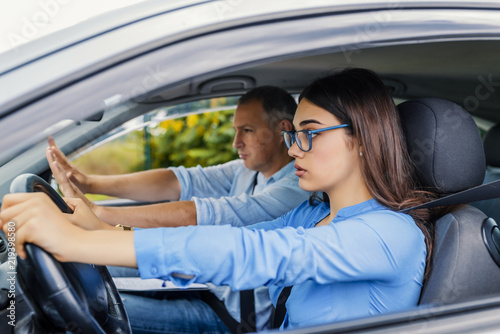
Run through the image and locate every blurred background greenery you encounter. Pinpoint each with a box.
[71,97,239,200]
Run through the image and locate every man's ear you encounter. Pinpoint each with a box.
[278,119,293,132]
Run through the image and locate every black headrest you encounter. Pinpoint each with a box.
[484,124,500,168]
[398,98,485,194]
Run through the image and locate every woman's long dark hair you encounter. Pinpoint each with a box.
[301,68,438,279]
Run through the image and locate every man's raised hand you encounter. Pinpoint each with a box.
[47,137,91,193]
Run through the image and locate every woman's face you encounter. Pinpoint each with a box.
[288,99,363,196]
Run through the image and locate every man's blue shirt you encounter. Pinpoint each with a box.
[171,159,309,227]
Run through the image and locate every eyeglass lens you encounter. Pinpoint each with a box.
[284,133,294,148]
[296,132,309,151]
[283,132,310,151]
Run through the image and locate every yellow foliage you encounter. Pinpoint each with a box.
[186,114,199,128]
[211,114,220,126]
[160,120,172,130]
[210,97,227,108]
[171,120,184,132]
[196,125,204,136]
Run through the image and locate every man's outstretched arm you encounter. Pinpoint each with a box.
[47,151,197,227]
[95,201,198,228]
[47,137,182,202]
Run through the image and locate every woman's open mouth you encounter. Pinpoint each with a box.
[294,163,306,177]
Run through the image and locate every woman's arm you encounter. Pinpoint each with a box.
[1,193,424,291]
[135,212,425,289]
[0,192,136,267]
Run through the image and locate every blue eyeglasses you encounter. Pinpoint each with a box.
[281,124,350,152]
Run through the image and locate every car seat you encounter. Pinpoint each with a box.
[472,124,500,223]
[398,98,500,305]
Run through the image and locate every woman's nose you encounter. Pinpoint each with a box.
[287,141,303,158]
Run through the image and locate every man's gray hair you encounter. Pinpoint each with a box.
[238,86,297,128]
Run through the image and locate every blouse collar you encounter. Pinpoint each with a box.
[333,198,382,221]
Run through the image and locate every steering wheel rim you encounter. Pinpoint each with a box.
[10,173,131,334]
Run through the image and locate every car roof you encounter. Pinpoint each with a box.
[4,0,494,68]
[2,0,500,118]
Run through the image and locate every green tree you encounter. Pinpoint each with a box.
[150,109,238,168]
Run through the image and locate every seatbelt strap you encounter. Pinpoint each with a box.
[236,173,260,333]
[239,290,256,333]
[271,286,292,329]
[401,179,500,211]
[200,291,240,333]
[199,289,257,334]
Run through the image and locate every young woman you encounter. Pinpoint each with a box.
[0,68,435,330]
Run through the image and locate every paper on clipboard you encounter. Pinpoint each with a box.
[113,277,209,291]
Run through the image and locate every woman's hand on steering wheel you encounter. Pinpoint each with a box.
[0,192,86,261]
[0,193,116,261]
[4,174,133,333]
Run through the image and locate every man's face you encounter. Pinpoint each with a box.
[232,100,284,176]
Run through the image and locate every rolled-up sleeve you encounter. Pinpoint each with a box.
[195,175,309,226]
[170,160,240,201]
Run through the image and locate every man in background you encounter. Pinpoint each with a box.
[48,86,309,333]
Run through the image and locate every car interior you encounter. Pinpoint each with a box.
[1,5,500,331]
[3,93,500,334]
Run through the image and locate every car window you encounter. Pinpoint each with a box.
[69,97,239,201]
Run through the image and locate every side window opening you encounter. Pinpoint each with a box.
[70,97,239,201]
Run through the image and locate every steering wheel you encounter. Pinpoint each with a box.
[10,173,131,334]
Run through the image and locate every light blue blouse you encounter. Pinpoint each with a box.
[170,159,310,330]
[135,199,426,330]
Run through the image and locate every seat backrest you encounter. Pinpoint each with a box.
[398,98,500,305]
[418,206,500,304]
[472,124,500,222]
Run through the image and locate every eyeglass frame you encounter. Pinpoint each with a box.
[281,124,350,152]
